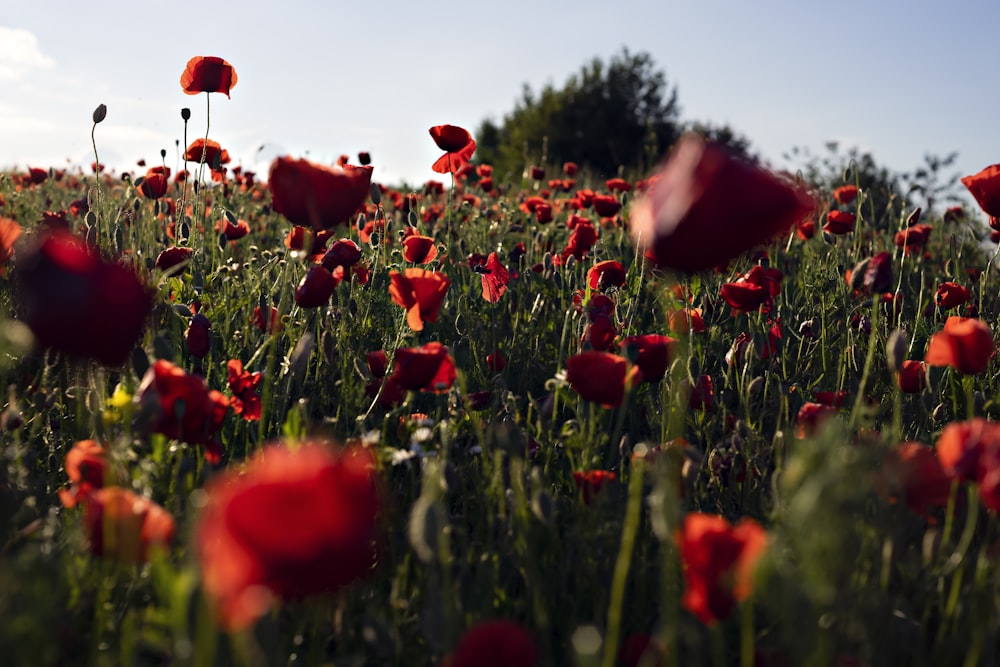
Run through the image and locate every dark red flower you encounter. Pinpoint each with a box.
[534,203,554,224]
[572,470,617,505]
[294,265,339,308]
[429,125,476,174]
[587,260,627,291]
[687,374,715,410]
[184,139,231,168]
[138,170,169,199]
[630,134,812,273]
[358,151,371,166]
[253,306,282,334]
[216,217,250,240]
[448,621,539,667]
[823,210,856,235]
[618,334,676,382]
[366,350,389,378]
[528,165,545,180]
[269,157,374,230]
[402,235,439,264]
[720,265,782,313]
[155,246,194,276]
[676,513,767,625]
[591,194,622,218]
[58,440,111,509]
[925,316,994,375]
[936,418,1000,482]
[180,56,238,98]
[832,185,859,204]
[796,219,816,240]
[565,351,642,408]
[961,164,1000,218]
[935,282,970,310]
[884,442,952,519]
[17,232,153,366]
[321,238,362,270]
[795,402,837,438]
[563,161,579,176]
[227,359,262,421]
[606,177,632,193]
[480,252,510,303]
[186,313,211,359]
[137,360,229,460]
[897,360,926,393]
[389,268,450,331]
[486,350,506,372]
[83,487,175,564]
[27,167,48,184]
[391,342,457,393]
[894,223,932,251]
[196,444,379,630]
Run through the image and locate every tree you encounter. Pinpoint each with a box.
[475,49,682,180]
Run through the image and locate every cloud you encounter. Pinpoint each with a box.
[0,27,56,81]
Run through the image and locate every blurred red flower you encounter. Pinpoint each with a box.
[486,350,507,372]
[295,265,339,308]
[196,444,380,630]
[563,161,578,176]
[925,316,994,375]
[630,134,812,273]
[720,265,782,313]
[936,418,1000,482]
[253,305,282,334]
[216,217,250,240]
[606,177,632,193]
[935,282,970,310]
[181,56,238,97]
[573,470,617,504]
[618,334,676,382]
[391,341,457,393]
[795,402,837,438]
[823,210,856,235]
[17,232,153,366]
[429,125,476,175]
[83,487,175,564]
[961,164,1000,218]
[832,185,859,204]
[565,351,642,408]
[884,442,952,519]
[322,238,362,270]
[896,360,927,393]
[136,360,229,461]
[138,168,169,199]
[676,513,767,625]
[447,621,539,667]
[389,268,450,331]
[269,157,373,230]
[186,313,211,359]
[480,252,510,303]
[155,246,194,276]
[0,217,22,271]
[59,440,111,508]
[227,359,262,422]
[184,138,231,168]
[668,307,706,334]
[591,194,622,218]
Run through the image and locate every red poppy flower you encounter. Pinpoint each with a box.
[618,334,676,382]
[534,203,554,224]
[896,360,927,393]
[934,282,970,310]
[894,223,932,251]
[796,219,816,240]
[565,351,642,408]
[227,359,262,421]
[0,217,22,271]
[720,265,782,313]
[925,316,994,375]
[447,621,539,667]
[606,177,632,193]
[366,350,389,378]
[573,470,617,505]
[391,342,457,393]
[216,217,250,240]
[294,265,339,308]
[813,390,848,407]
[136,360,230,461]
[155,246,194,276]
[389,268,450,331]
[480,252,510,303]
[961,164,1000,218]
[591,194,622,218]
[884,442,952,519]
[184,139,231,168]
[676,513,767,625]
[137,169,169,199]
[823,210,856,235]
[562,217,599,261]
[486,350,507,372]
[587,260,627,291]
[832,185,859,205]
[563,161,578,176]
[253,306,282,334]
[17,232,153,366]
[180,56,238,97]
[630,134,812,273]
[402,235,439,264]
[196,444,379,630]
[82,487,175,564]
[847,251,893,296]
[321,238,362,270]
[668,307,706,334]
[935,418,1000,482]
[795,401,837,438]
[59,440,111,508]
[269,157,374,231]
[27,167,48,184]
[429,125,476,174]
[186,313,211,359]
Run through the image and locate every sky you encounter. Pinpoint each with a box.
[2,0,999,205]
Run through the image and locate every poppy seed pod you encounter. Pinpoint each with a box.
[92,104,107,124]
[886,329,910,374]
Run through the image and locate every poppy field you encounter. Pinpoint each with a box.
[5,55,1000,666]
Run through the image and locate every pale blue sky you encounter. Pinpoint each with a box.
[2,1,998,205]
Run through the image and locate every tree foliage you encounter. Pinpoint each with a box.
[476,49,682,179]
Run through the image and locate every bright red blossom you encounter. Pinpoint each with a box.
[925,316,994,375]
[565,351,642,408]
[269,157,373,230]
[180,56,238,97]
[389,268,451,331]
[429,125,476,174]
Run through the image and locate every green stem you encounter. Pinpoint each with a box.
[601,463,644,667]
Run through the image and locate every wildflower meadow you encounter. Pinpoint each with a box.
[4,54,1000,666]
